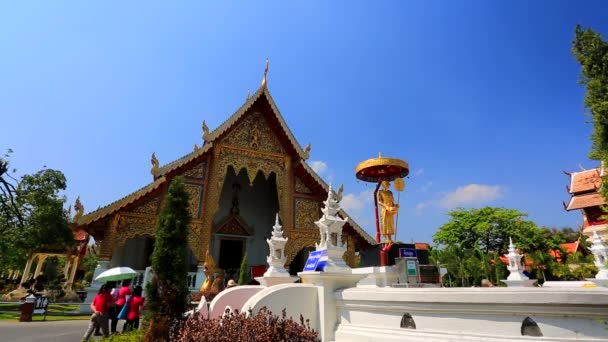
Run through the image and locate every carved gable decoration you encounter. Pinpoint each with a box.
[183,158,207,180]
[220,111,285,154]
[184,183,203,219]
[294,198,322,230]
[295,176,313,194]
[215,215,253,236]
[128,195,161,215]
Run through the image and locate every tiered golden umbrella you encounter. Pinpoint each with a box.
[355,153,409,243]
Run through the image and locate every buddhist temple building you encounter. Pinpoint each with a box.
[75,72,375,283]
[564,166,607,241]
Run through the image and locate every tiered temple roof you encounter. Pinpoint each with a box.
[564,168,604,211]
[77,83,375,247]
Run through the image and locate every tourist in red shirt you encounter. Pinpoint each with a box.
[82,284,112,340]
[123,285,144,332]
[112,279,131,332]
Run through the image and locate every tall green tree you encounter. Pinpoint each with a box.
[145,176,191,342]
[572,25,608,198]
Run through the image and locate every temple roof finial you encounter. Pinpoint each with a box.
[246,89,251,100]
[202,120,210,142]
[151,152,159,176]
[261,58,269,88]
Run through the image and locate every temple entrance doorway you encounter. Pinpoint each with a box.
[111,235,155,271]
[212,166,279,281]
[219,239,245,271]
[289,246,315,275]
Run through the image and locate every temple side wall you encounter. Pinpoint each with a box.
[241,283,319,333]
[335,287,608,342]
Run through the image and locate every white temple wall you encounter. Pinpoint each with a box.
[241,283,319,333]
[335,287,608,341]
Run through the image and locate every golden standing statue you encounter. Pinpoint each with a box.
[377,181,399,242]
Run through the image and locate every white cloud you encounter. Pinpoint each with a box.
[341,189,374,212]
[420,181,433,193]
[415,184,504,212]
[438,184,504,209]
[310,160,327,174]
[413,168,425,177]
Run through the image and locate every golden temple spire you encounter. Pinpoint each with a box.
[202,120,210,142]
[151,152,159,176]
[73,197,84,222]
[261,58,269,88]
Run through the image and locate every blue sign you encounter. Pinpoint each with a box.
[303,250,328,272]
[303,250,323,272]
[399,248,417,258]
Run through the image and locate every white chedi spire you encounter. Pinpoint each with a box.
[505,237,529,281]
[589,229,608,280]
[315,183,350,272]
[263,213,289,277]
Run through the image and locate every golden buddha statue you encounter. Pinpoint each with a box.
[377,180,399,242]
[199,250,225,301]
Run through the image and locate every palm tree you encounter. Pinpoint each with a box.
[529,251,553,282]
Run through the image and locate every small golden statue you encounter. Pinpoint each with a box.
[199,250,225,300]
[377,181,398,242]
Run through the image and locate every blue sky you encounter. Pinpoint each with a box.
[2,1,608,244]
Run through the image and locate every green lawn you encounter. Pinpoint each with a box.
[0,312,90,321]
[0,303,80,313]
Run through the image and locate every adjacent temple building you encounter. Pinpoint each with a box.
[564,166,608,241]
[75,67,375,280]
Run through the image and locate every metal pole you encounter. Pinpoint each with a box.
[394,191,401,242]
[373,182,381,243]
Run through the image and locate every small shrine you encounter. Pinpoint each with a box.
[501,238,536,287]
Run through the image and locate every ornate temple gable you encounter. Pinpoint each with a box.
[294,198,322,230]
[78,176,167,226]
[183,158,208,180]
[219,111,285,155]
[204,87,308,160]
[127,195,161,216]
[294,175,313,194]
[215,215,253,236]
[184,183,204,219]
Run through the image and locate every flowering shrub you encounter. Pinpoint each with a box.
[175,307,319,342]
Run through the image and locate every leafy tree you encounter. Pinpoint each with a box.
[572,25,608,198]
[238,254,249,285]
[0,149,23,227]
[529,251,554,282]
[434,207,540,254]
[145,176,191,342]
[0,166,72,274]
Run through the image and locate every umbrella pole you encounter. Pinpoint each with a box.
[373,182,381,243]
[394,191,401,242]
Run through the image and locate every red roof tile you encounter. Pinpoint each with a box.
[566,192,606,210]
[569,169,601,194]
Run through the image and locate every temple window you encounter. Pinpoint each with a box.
[400,313,416,329]
[521,317,543,337]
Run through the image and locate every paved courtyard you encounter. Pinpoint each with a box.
[0,320,127,342]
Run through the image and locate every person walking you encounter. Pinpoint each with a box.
[113,279,131,332]
[123,286,144,332]
[82,284,112,341]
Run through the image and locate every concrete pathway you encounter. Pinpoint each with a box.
[0,320,126,342]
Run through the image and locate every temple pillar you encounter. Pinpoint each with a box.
[20,255,35,283]
[63,257,71,280]
[65,256,80,290]
[33,255,48,279]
